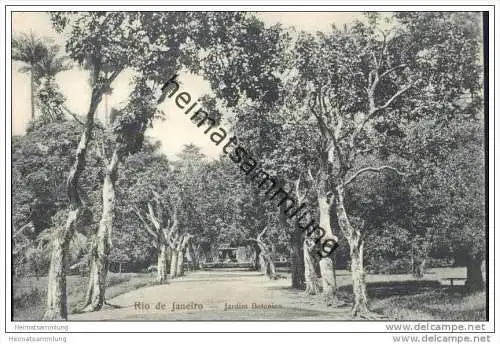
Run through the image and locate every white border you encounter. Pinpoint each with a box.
[1,1,497,337]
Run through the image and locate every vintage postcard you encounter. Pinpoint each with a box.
[2,1,497,342]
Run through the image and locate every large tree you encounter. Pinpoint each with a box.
[82,77,162,311]
[12,119,99,278]
[12,32,49,119]
[395,12,485,290]
[35,43,72,123]
[43,12,152,320]
[126,144,179,283]
[81,11,270,312]
[291,12,483,316]
[197,17,298,277]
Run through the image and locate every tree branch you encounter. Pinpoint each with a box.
[100,67,124,95]
[62,106,85,126]
[379,63,407,80]
[370,51,379,70]
[377,29,388,70]
[294,174,309,203]
[99,141,109,166]
[166,206,179,233]
[309,92,329,138]
[344,165,406,187]
[132,206,159,242]
[353,79,418,144]
[179,233,193,250]
[146,202,161,230]
[246,238,260,246]
[306,167,321,193]
[355,147,375,156]
[257,226,268,242]
[373,81,416,116]
[172,233,183,250]
[13,222,34,239]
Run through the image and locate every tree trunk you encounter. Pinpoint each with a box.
[189,243,198,271]
[253,245,261,271]
[254,241,277,279]
[481,259,486,287]
[83,227,111,312]
[414,257,426,278]
[258,252,267,274]
[175,234,192,277]
[30,70,35,119]
[83,250,98,308]
[44,119,95,320]
[466,257,485,291]
[317,183,337,305]
[166,246,172,271]
[289,230,305,289]
[157,243,168,284]
[104,93,109,126]
[170,249,178,279]
[335,183,369,316]
[349,237,368,316]
[304,238,320,295]
[271,243,277,262]
[320,258,336,305]
[177,248,185,277]
[83,150,119,312]
[410,246,414,275]
[43,213,77,320]
[264,252,277,279]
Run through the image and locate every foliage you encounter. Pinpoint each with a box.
[12,119,102,276]
[12,31,49,70]
[12,13,486,300]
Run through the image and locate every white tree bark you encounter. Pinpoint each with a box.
[157,243,168,284]
[44,213,76,320]
[335,183,368,316]
[83,149,120,312]
[349,237,368,316]
[133,197,179,282]
[176,234,192,277]
[44,123,95,320]
[170,248,178,279]
[317,187,337,305]
[303,238,320,295]
[43,65,122,320]
[250,227,278,280]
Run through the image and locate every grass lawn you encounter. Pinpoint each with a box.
[12,267,487,321]
[13,272,155,321]
[370,289,486,320]
[362,267,486,320]
[334,267,486,320]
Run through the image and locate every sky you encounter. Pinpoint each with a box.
[11,12,368,160]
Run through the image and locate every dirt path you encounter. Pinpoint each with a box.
[70,269,353,320]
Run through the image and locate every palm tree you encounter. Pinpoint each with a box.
[12,31,49,119]
[13,221,87,279]
[35,44,72,82]
[35,45,72,122]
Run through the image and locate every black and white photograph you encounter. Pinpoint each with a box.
[1,1,497,343]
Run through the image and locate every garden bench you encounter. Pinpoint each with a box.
[445,277,466,287]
